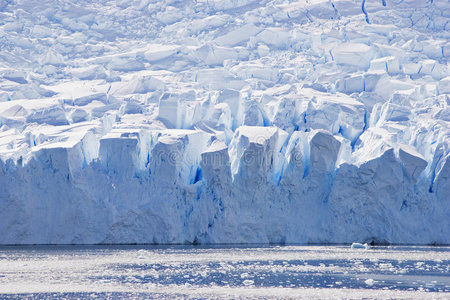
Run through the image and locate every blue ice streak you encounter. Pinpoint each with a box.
[362,0,370,24]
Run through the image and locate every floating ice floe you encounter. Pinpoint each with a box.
[351,243,370,250]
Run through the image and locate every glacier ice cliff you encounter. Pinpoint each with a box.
[0,0,449,244]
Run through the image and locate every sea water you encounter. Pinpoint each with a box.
[0,245,448,299]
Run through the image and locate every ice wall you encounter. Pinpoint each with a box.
[0,0,449,245]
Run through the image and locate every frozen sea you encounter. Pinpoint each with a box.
[0,245,448,299]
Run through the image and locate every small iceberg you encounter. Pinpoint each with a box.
[364,278,375,286]
[351,242,369,249]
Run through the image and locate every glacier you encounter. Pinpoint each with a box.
[0,0,449,245]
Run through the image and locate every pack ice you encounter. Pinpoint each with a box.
[0,0,449,245]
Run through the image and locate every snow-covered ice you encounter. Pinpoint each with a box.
[0,0,449,244]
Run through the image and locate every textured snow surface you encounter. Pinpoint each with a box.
[0,0,449,244]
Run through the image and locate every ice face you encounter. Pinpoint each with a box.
[0,0,449,245]
[331,43,374,69]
